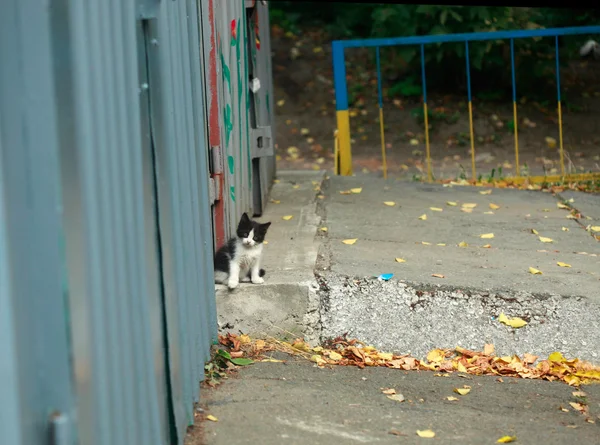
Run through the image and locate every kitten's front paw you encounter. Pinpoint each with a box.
[227,278,239,290]
[251,276,264,284]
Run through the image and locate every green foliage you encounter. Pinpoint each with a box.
[270,4,600,100]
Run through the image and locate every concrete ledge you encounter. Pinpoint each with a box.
[215,170,325,343]
[318,273,600,362]
[216,282,313,339]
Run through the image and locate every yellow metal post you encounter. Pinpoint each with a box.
[468,101,476,181]
[333,129,339,175]
[336,110,352,176]
[558,101,565,177]
[513,102,520,176]
[379,108,387,179]
[423,103,432,182]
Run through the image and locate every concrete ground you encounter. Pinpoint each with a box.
[195,356,600,445]
[319,176,600,362]
[203,171,600,445]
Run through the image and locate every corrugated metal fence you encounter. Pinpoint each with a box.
[0,1,274,444]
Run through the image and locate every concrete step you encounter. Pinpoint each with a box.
[317,176,600,362]
[215,171,600,363]
[215,171,325,344]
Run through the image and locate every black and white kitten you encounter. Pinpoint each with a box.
[214,213,271,290]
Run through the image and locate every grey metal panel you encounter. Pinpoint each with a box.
[0,119,25,445]
[53,0,165,444]
[185,0,218,365]
[0,0,74,444]
[137,20,171,445]
[247,1,276,215]
[147,0,216,439]
[144,16,189,442]
[258,1,277,189]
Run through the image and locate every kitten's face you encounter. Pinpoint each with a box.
[237,213,271,247]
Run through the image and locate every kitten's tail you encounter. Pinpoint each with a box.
[259,269,266,277]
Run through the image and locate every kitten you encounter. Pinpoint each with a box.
[214,212,271,290]
[580,40,600,59]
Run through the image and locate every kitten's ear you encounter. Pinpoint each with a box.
[239,212,250,224]
[259,221,271,232]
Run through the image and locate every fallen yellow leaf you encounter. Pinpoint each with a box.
[569,402,585,413]
[480,189,492,195]
[447,201,458,206]
[437,243,446,246]
[430,207,443,212]
[300,128,310,135]
[562,227,569,232]
[458,241,468,248]
[498,312,528,328]
[482,244,492,248]
[387,394,405,402]
[292,184,300,189]
[421,241,431,245]
[446,396,459,401]
[531,229,539,235]
[395,258,406,263]
[539,236,553,243]
[557,262,571,268]
[350,187,362,194]
[457,361,468,373]
[528,267,542,275]
[419,214,427,220]
[427,349,445,363]
[454,388,471,395]
[239,334,251,344]
[497,436,517,443]
[480,233,495,239]
[270,199,281,204]
[462,203,477,209]
[329,351,343,361]
[310,354,326,365]
[342,238,357,245]
[590,226,600,232]
[489,203,500,210]
[339,190,352,195]
[382,388,396,395]
[383,201,396,206]
[282,215,293,221]
[431,273,445,278]
[572,391,587,397]
[416,430,436,438]
[320,227,328,232]
[277,99,285,107]
[206,415,218,422]
[557,202,570,209]
[261,358,284,363]
[484,344,495,355]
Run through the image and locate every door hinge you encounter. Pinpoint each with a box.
[209,145,223,203]
[250,126,274,159]
[208,177,216,205]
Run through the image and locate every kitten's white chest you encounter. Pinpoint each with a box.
[235,244,262,269]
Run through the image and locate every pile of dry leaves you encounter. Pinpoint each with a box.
[218,333,600,387]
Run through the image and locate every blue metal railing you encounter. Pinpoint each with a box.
[332,25,600,181]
